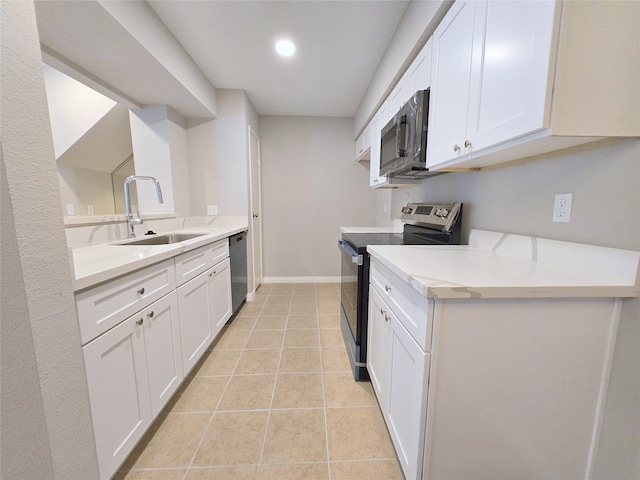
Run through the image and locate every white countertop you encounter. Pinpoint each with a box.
[368,231,640,299]
[70,225,248,292]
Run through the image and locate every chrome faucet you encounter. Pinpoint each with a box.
[124,175,164,238]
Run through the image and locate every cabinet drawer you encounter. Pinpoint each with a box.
[175,244,210,286]
[370,260,433,351]
[208,238,229,267]
[76,259,176,346]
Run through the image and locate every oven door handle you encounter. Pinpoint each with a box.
[338,240,363,266]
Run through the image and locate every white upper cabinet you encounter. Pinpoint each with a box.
[369,99,389,187]
[428,0,640,170]
[368,40,433,189]
[389,74,410,117]
[355,123,371,162]
[407,38,432,95]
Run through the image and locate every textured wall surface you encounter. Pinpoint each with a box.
[0,1,99,478]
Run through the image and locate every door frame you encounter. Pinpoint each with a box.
[248,125,263,298]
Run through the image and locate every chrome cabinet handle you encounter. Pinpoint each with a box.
[136,318,144,326]
[380,307,386,315]
[385,285,391,292]
[147,311,154,319]
[464,139,472,148]
[453,144,460,152]
[384,314,391,322]
[137,287,145,295]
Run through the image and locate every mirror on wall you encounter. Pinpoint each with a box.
[111,155,136,215]
[43,63,136,217]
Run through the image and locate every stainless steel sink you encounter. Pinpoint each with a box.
[116,233,205,246]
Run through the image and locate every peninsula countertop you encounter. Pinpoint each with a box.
[70,225,248,292]
[367,230,640,299]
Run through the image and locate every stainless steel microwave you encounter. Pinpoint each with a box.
[379,88,441,178]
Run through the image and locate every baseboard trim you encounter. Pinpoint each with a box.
[262,276,341,284]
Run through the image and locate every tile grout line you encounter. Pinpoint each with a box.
[255,289,288,476]
[317,288,334,480]
[181,318,248,479]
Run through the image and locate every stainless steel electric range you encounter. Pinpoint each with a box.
[338,202,463,381]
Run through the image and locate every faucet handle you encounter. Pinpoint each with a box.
[130,211,143,226]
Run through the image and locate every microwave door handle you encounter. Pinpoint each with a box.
[396,115,408,157]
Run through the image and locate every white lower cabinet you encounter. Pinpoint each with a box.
[83,291,182,480]
[77,236,236,480]
[209,257,232,338]
[368,254,623,480]
[177,256,232,375]
[368,287,430,480]
[177,271,213,374]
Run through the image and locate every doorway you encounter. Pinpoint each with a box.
[248,126,263,294]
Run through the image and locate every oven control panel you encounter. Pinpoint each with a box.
[401,202,462,233]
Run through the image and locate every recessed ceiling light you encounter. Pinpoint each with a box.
[275,39,296,57]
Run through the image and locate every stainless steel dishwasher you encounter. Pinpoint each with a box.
[229,231,247,314]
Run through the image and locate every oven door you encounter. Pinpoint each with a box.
[338,239,361,341]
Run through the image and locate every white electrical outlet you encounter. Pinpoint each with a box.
[207,205,218,216]
[87,204,94,215]
[66,204,75,216]
[552,193,573,223]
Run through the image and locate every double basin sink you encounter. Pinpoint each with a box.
[115,233,205,246]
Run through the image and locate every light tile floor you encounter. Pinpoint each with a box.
[116,283,404,480]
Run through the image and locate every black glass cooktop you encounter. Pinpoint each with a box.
[343,225,455,253]
[342,232,406,252]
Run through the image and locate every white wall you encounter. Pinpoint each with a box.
[129,105,176,214]
[187,90,250,216]
[260,116,377,280]
[168,108,191,217]
[57,165,115,215]
[386,139,640,251]
[186,89,258,292]
[1,2,99,478]
[42,63,116,158]
[382,138,640,478]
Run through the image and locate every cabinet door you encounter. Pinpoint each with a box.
[142,292,184,416]
[428,1,477,167]
[388,314,430,480]
[466,0,557,152]
[367,288,392,413]
[177,272,213,374]
[208,258,233,339]
[408,38,432,94]
[389,74,410,115]
[356,123,371,161]
[370,99,390,187]
[83,315,152,480]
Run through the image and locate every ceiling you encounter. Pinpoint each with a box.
[35,1,410,118]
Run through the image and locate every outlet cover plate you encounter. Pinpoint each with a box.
[552,193,573,223]
[207,205,218,216]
